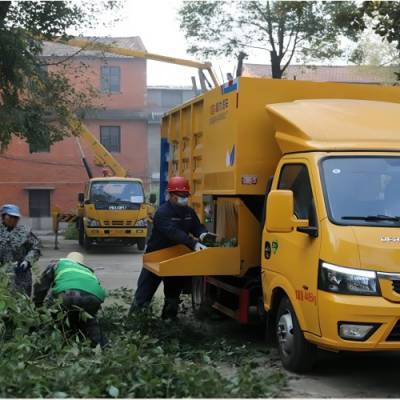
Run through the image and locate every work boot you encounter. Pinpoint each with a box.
[161,297,179,320]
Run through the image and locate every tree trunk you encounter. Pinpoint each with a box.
[0,1,11,26]
[270,51,283,79]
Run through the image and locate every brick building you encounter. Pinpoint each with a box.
[0,37,148,229]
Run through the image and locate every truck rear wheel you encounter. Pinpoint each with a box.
[191,277,212,319]
[276,296,316,373]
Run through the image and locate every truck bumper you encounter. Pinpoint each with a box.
[305,291,400,351]
[86,227,147,238]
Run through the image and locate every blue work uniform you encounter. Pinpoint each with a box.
[132,200,207,309]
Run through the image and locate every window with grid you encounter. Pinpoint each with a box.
[100,126,121,153]
[101,65,121,92]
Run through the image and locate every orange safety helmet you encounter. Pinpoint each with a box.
[167,176,190,193]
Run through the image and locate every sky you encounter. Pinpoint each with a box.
[83,0,263,87]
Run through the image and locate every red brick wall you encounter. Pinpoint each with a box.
[0,55,148,218]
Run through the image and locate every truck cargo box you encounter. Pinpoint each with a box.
[154,77,400,277]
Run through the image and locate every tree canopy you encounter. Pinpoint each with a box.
[179,1,364,79]
[0,1,118,150]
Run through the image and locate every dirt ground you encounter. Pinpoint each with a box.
[37,233,400,398]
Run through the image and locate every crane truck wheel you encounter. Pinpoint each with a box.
[78,219,84,246]
[276,296,316,373]
[83,231,92,250]
[136,238,146,251]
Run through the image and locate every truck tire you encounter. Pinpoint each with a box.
[276,296,316,373]
[136,237,146,251]
[192,277,212,319]
[78,219,84,246]
[84,231,92,251]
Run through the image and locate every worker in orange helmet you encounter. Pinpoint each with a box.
[129,176,216,319]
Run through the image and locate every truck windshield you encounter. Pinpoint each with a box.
[89,181,144,204]
[321,156,400,226]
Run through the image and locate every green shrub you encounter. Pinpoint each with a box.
[0,281,286,398]
[64,223,79,240]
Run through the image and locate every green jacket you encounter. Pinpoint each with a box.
[52,259,106,301]
[33,258,106,306]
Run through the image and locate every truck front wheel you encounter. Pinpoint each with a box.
[83,231,92,250]
[136,237,146,251]
[276,296,316,373]
[78,219,84,246]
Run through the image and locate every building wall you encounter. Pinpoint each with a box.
[83,119,148,182]
[0,54,148,229]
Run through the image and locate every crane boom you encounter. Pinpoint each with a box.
[68,116,128,178]
[63,38,219,88]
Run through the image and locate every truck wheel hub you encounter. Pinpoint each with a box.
[277,311,294,356]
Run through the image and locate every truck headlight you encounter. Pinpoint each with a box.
[338,322,379,341]
[318,261,379,296]
[135,218,147,227]
[87,218,100,227]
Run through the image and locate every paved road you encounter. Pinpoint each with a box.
[38,234,144,291]
[36,234,400,398]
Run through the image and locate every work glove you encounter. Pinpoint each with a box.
[199,232,217,244]
[194,242,207,251]
[15,260,31,274]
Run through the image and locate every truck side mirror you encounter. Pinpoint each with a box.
[78,193,85,203]
[149,193,157,204]
[266,190,308,233]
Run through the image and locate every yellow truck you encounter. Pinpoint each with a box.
[145,77,400,372]
[52,121,150,250]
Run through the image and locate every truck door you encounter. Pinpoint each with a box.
[264,161,321,336]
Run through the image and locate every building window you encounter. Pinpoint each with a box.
[101,65,120,93]
[29,142,50,153]
[28,190,51,217]
[100,126,121,152]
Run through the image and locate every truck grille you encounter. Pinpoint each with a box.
[103,221,132,226]
[393,280,400,294]
[387,320,400,341]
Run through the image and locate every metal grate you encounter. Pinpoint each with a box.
[387,320,400,341]
[393,280,400,294]
[111,221,123,226]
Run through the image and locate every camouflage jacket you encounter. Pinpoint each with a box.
[0,223,41,267]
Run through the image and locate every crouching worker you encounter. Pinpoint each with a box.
[33,252,107,347]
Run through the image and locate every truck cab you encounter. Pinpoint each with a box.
[263,99,400,371]
[78,177,148,249]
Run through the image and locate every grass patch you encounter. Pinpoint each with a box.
[0,282,286,397]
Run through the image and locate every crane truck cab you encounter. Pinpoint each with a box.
[77,177,148,250]
[148,77,400,373]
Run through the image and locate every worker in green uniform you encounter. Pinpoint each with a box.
[33,252,107,347]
